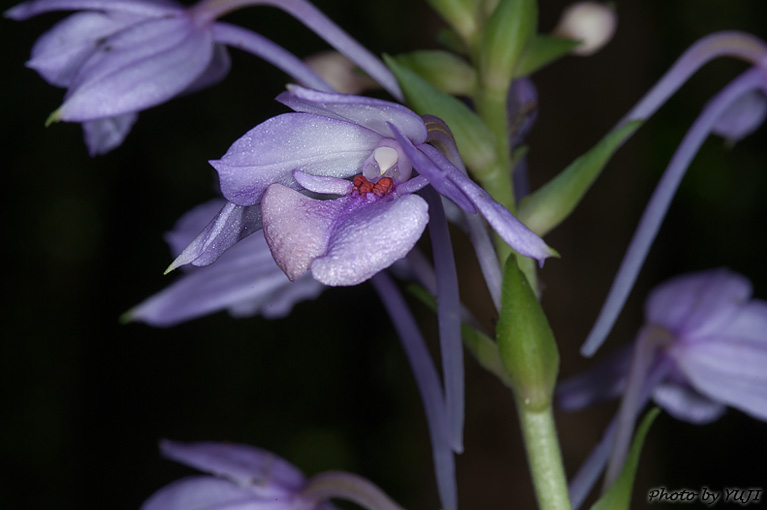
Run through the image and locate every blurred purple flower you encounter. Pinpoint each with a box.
[7,0,401,155]
[143,440,404,510]
[177,85,554,287]
[125,199,324,327]
[560,268,767,508]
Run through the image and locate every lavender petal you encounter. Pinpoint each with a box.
[371,273,457,510]
[167,201,262,271]
[277,85,425,142]
[423,187,464,453]
[211,113,381,206]
[81,112,137,156]
[581,66,767,357]
[210,22,331,92]
[58,15,213,121]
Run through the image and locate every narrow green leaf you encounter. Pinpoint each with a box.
[496,254,559,410]
[515,35,579,78]
[591,408,662,510]
[426,0,482,46]
[478,0,537,92]
[518,120,642,236]
[385,55,496,170]
[392,51,477,96]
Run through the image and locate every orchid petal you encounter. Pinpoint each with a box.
[160,440,306,495]
[210,22,331,93]
[58,15,213,121]
[211,113,381,206]
[26,10,143,87]
[652,381,727,424]
[277,85,426,142]
[712,90,767,142]
[719,300,767,342]
[556,346,632,412]
[645,269,751,338]
[581,66,767,357]
[182,43,231,94]
[371,273,457,510]
[6,0,181,20]
[292,170,354,196]
[128,233,323,326]
[164,199,228,257]
[261,184,429,286]
[423,188,464,453]
[310,195,429,286]
[416,141,556,264]
[141,476,290,510]
[167,201,261,271]
[672,338,767,420]
[81,112,137,156]
[388,128,474,212]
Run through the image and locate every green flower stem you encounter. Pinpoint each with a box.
[473,88,515,213]
[517,403,573,510]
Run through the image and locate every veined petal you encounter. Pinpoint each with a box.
[261,184,429,286]
[6,0,181,20]
[58,15,213,120]
[26,10,144,87]
[719,300,767,342]
[673,338,767,420]
[212,113,381,206]
[160,441,306,496]
[167,201,261,271]
[310,194,429,286]
[81,112,137,155]
[652,381,727,424]
[277,85,427,142]
[645,269,752,338]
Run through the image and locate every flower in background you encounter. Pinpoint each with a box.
[560,268,767,508]
[7,0,402,155]
[175,85,555,287]
[143,440,404,510]
[125,199,324,327]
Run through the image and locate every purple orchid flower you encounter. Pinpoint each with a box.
[559,268,767,509]
[180,85,554,287]
[143,440,404,510]
[125,199,324,327]
[7,0,401,155]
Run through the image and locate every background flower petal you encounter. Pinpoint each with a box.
[160,441,306,496]
[81,112,137,155]
[645,269,752,338]
[26,10,144,87]
[6,0,181,20]
[58,15,213,120]
[141,475,296,510]
[651,380,727,424]
[128,232,322,326]
[673,338,767,420]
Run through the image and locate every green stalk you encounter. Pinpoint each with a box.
[517,404,573,510]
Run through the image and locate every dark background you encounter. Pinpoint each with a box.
[2,1,766,509]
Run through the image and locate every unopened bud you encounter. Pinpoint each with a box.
[553,2,617,56]
[304,51,378,94]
